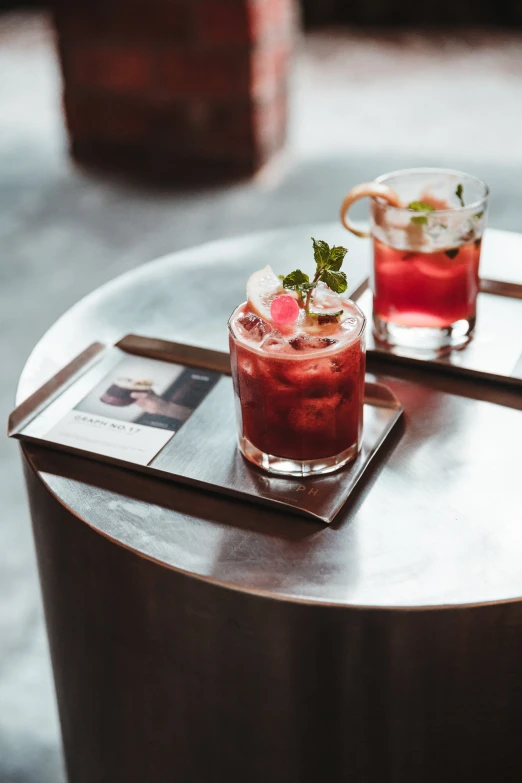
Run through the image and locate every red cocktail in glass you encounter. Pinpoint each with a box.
[229,296,366,476]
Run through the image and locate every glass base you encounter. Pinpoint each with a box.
[373,313,475,357]
[238,435,360,477]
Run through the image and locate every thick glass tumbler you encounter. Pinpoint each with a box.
[228,301,366,477]
[341,168,489,352]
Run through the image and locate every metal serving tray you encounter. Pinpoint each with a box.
[9,335,403,524]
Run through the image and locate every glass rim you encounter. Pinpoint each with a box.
[373,167,489,215]
[228,301,367,360]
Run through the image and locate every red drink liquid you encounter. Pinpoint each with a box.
[373,238,480,329]
[229,302,366,466]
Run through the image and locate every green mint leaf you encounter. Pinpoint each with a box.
[473,211,484,220]
[455,184,465,207]
[277,274,285,280]
[408,201,435,212]
[445,248,460,259]
[282,269,309,289]
[321,269,348,294]
[409,202,435,226]
[306,310,343,318]
[311,237,330,270]
[327,245,348,271]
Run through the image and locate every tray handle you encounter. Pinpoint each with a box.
[8,342,105,437]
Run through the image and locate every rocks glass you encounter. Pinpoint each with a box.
[228,302,366,477]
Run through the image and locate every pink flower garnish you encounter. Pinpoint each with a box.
[270,294,300,326]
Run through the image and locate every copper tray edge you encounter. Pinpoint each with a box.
[8,342,106,436]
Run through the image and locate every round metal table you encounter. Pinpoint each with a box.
[18,225,522,782]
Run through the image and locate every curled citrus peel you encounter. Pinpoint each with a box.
[340,182,403,238]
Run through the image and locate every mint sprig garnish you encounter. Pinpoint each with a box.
[455,184,465,207]
[310,238,348,295]
[281,237,348,314]
[408,200,435,226]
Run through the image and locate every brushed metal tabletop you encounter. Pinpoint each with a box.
[17,225,522,608]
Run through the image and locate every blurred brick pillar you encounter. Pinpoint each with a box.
[53,0,297,182]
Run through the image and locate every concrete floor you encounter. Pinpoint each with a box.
[1,12,522,783]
